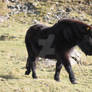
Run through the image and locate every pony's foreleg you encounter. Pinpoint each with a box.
[62,55,77,84]
[54,59,63,81]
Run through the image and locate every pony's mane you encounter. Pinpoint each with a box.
[58,19,92,29]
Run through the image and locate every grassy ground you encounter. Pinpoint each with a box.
[0,20,92,92]
[0,1,92,91]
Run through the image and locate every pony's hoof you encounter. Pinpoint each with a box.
[55,79,61,82]
[32,74,38,79]
[71,80,78,84]
[25,71,30,75]
[33,76,38,79]
[54,77,60,82]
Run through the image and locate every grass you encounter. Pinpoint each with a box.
[0,1,92,91]
[0,2,10,16]
[0,20,92,92]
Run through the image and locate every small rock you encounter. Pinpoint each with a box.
[66,7,72,12]
[32,19,40,24]
[69,49,82,65]
[0,35,8,41]
[0,78,6,81]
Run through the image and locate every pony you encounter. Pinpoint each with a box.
[25,19,92,84]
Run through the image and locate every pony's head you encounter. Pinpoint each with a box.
[78,26,92,55]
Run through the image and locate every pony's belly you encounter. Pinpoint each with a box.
[39,54,56,59]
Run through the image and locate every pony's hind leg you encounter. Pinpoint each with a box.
[25,56,37,79]
[25,40,37,78]
[31,58,37,78]
[25,56,32,75]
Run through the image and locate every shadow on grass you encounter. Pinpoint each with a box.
[88,63,92,66]
[0,75,19,80]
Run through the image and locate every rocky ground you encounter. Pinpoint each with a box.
[0,0,92,64]
[1,0,92,24]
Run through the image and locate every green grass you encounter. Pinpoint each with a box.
[0,20,92,92]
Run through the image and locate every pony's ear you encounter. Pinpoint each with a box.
[87,27,90,31]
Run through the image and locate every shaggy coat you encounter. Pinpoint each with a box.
[25,19,92,84]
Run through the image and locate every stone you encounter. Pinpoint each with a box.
[66,7,72,12]
[69,49,82,65]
